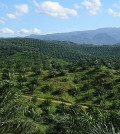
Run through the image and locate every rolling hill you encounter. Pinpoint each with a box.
[0,38,120,134]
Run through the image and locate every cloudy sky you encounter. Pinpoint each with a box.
[0,0,120,37]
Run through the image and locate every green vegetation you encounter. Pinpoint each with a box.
[0,38,120,133]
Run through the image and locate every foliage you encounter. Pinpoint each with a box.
[0,38,120,133]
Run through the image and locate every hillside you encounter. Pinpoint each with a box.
[0,38,120,134]
[27,27,120,45]
[1,38,120,69]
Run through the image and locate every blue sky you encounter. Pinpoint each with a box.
[0,0,120,37]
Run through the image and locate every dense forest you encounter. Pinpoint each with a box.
[0,38,120,134]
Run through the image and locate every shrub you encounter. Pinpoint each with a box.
[52,88,64,96]
[41,84,54,93]
[68,87,79,96]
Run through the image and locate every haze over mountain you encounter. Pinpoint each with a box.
[27,28,120,45]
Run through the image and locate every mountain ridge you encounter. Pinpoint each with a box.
[26,27,120,45]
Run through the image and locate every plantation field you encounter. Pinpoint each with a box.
[0,38,120,134]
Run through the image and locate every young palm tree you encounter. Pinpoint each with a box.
[0,80,41,134]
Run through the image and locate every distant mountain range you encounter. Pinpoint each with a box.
[27,28,120,45]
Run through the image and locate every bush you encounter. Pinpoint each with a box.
[31,66,41,75]
[52,88,64,96]
[41,84,54,93]
[17,75,27,83]
[68,87,79,97]
[59,70,66,76]
[61,78,68,82]
[73,76,81,84]
[48,70,57,78]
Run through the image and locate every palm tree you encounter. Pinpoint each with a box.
[0,80,41,134]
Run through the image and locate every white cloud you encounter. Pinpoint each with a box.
[7,4,29,19]
[81,0,101,15]
[108,8,120,17]
[33,0,77,19]
[20,29,31,35]
[19,28,41,35]
[1,28,15,34]
[32,28,41,34]
[15,4,29,15]
[6,13,16,19]
[0,27,41,37]
[74,4,81,10]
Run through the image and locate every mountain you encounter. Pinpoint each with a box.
[27,27,120,45]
